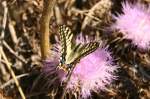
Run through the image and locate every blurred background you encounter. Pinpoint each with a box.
[0,0,149,99]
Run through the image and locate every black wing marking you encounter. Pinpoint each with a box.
[59,25,66,58]
[74,42,99,62]
[59,25,99,71]
[59,25,73,63]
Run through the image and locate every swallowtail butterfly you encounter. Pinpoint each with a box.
[58,25,99,72]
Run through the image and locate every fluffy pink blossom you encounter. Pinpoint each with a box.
[112,2,150,50]
[65,35,117,98]
[42,34,117,98]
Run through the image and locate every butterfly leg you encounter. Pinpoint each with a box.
[66,68,71,77]
[60,64,73,85]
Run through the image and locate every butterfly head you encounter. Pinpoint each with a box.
[58,63,72,72]
[58,55,72,72]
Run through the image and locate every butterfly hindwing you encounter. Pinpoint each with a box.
[59,25,74,59]
[73,42,99,62]
[80,42,99,56]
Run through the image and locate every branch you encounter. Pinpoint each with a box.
[1,73,29,89]
[0,48,26,99]
[0,1,26,99]
[40,0,56,60]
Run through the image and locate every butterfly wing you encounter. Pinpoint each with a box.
[76,42,99,59]
[59,25,67,61]
[59,25,74,70]
[65,41,99,65]
[59,25,99,70]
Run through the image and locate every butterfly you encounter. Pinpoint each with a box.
[58,25,99,72]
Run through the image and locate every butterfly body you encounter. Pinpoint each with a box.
[58,25,99,72]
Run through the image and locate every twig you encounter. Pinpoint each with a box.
[0,62,10,81]
[71,8,101,21]
[0,1,26,99]
[0,1,8,82]
[8,20,18,44]
[50,88,58,99]
[0,48,26,99]
[1,73,29,89]
[1,1,8,39]
[3,41,27,64]
[54,4,63,25]
[40,0,56,60]
[0,1,8,63]
[81,0,112,29]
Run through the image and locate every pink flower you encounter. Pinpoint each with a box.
[42,44,66,86]
[112,2,150,50]
[42,34,117,98]
[65,35,117,98]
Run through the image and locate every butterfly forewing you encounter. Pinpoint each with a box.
[59,25,74,69]
[59,26,67,58]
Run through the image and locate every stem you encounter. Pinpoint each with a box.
[40,0,56,60]
[61,65,76,99]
